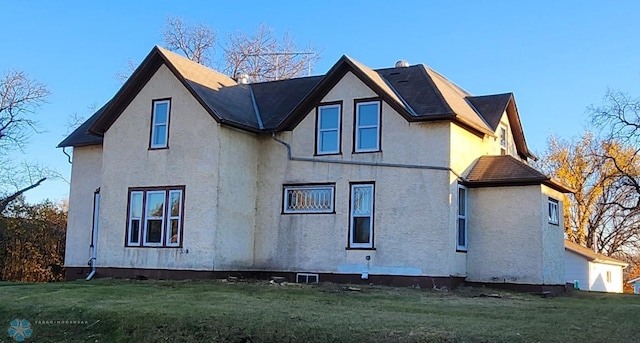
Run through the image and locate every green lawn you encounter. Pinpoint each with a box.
[0,279,639,342]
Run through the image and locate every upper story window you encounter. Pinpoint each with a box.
[457,185,468,251]
[354,100,381,153]
[548,198,559,225]
[127,186,184,247]
[499,124,507,155]
[150,99,171,149]
[316,103,341,155]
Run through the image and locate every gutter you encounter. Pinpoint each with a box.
[270,133,464,179]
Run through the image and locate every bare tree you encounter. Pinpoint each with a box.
[160,18,319,83]
[0,69,51,212]
[163,16,216,66]
[222,24,319,82]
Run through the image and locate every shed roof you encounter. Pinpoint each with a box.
[565,240,628,267]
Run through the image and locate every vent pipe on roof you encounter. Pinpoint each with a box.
[395,60,409,68]
[235,72,250,85]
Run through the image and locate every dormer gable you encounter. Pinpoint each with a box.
[467,93,536,161]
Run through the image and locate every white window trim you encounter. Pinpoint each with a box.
[283,185,335,214]
[127,191,144,246]
[499,124,508,154]
[166,190,183,247]
[354,101,381,153]
[549,198,559,225]
[127,187,184,248]
[457,185,468,251]
[143,190,166,246]
[317,104,341,155]
[349,183,375,248]
[150,99,170,149]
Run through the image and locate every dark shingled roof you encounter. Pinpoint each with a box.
[466,155,547,183]
[377,65,453,117]
[57,46,532,158]
[251,75,323,130]
[465,155,573,193]
[466,93,513,131]
[57,103,107,147]
[186,80,258,129]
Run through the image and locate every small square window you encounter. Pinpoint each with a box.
[548,198,559,225]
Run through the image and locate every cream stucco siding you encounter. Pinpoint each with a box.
[467,185,547,284]
[214,126,258,269]
[252,71,457,277]
[64,145,103,267]
[99,64,221,270]
[541,185,566,284]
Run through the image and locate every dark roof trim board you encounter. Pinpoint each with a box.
[277,55,415,131]
[464,155,574,193]
[88,46,263,136]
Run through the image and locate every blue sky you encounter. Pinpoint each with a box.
[2,1,639,203]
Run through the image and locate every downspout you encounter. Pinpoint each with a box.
[270,132,465,179]
[86,188,100,280]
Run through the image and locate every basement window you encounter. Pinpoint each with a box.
[296,273,319,284]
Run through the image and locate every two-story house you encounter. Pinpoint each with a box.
[59,46,572,293]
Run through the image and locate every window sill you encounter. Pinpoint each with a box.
[281,211,336,215]
[352,150,381,154]
[456,249,468,253]
[148,146,169,150]
[314,152,342,157]
[125,245,182,248]
[345,247,376,250]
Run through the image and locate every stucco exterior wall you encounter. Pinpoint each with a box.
[541,185,566,284]
[98,64,221,271]
[252,71,457,277]
[64,145,103,267]
[215,126,258,269]
[467,185,546,284]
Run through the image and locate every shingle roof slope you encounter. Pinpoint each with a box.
[467,93,513,131]
[466,155,547,183]
[565,240,628,266]
[376,65,452,116]
[58,47,527,148]
[57,103,107,147]
[251,76,323,129]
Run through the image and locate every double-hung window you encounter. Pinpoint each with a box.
[316,104,341,155]
[150,99,170,149]
[499,124,507,155]
[127,186,184,247]
[349,183,375,248]
[354,100,381,152]
[548,198,559,225]
[457,185,468,251]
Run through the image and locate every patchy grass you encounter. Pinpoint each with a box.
[0,279,639,342]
